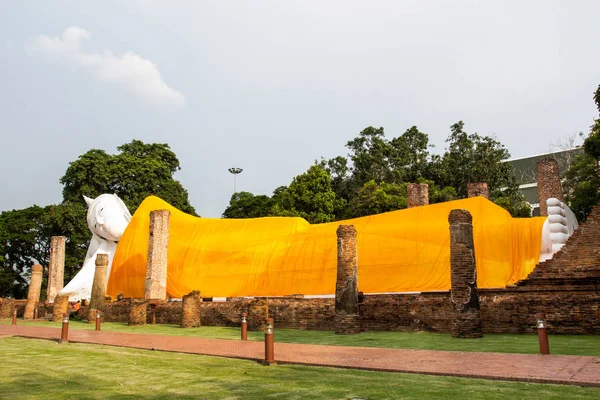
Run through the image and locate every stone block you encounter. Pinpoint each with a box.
[449,209,482,338]
[24,264,43,319]
[47,236,66,303]
[181,290,202,328]
[145,210,170,301]
[129,299,147,325]
[407,183,429,208]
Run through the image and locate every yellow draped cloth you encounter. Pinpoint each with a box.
[107,196,546,298]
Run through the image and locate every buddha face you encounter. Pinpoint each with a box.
[84,194,132,242]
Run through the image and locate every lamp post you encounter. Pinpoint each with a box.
[228,168,243,193]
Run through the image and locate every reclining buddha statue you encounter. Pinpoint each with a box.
[61,193,578,301]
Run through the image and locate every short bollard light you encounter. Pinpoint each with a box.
[11,309,17,325]
[59,313,69,344]
[33,307,38,320]
[263,318,276,365]
[151,303,157,325]
[536,312,550,355]
[241,312,248,341]
[95,310,102,331]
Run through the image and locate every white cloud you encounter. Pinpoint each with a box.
[32,26,186,107]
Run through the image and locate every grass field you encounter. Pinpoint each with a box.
[2,318,599,356]
[1,337,599,399]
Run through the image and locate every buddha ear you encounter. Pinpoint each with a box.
[83,195,95,207]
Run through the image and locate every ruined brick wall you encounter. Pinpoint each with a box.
[407,183,429,208]
[360,293,451,332]
[536,158,563,216]
[479,290,600,334]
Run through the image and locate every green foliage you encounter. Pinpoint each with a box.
[565,152,600,221]
[346,180,407,218]
[3,337,599,399]
[61,140,195,214]
[1,140,197,297]
[222,192,273,218]
[583,85,600,160]
[0,206,53,297]
[271,165,346,223]
[439,121,516,197]
[565,85,600,221]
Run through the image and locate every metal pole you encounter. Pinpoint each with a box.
[59,313,69,344]
[263,318,276,365]
[241,312,248,341]
[95,310,101,331]
[33,306,38,320]
[536,312,550,355]
[11,309,17,325]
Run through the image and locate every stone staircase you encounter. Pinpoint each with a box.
[515,204,600,291]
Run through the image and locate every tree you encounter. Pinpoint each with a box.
[0,140,197,297]
[346,181,407,218]
[437,121,529,216]
[222,192,273,219]
[271,165,345,223]
[583,85,600,160]
[564,153,600,221]
[0,206,53,297]
[61,140,195,214]
[345,127,394,190]
[388,126,432,183]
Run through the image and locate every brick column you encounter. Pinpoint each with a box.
[467,183,489,199]
[0,298,16,319]
[536,158,563,216]
[335,225,360,335]
[52,294,70,322]
[448,210,482,338]
[24,264,43,319]
[88,254,109,323]
[407,183,429,208]
[47,236,66,303]
[129,300,147,325]
[181,290,202,328]
[145,210,170,301]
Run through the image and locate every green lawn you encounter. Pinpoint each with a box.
[1,337,598,399]
[2,318,599,356]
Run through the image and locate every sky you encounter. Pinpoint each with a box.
[1,1,599,218]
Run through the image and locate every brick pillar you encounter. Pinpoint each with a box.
[335,225,360,335]
[0,298,16,319]
[129,300,147,325]
[536,158,563,216]
[467,183,489,199]
[145,210,170,301]
[88,254,109,323]
[24,264,43,319]
[47,236,66,303]
[181,290,202,328]
[448,210,482,338]
[407,183,429,208]
[52,294,70,322]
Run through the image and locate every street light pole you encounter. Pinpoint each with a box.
[228,167,243,193]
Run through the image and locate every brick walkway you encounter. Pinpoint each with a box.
[1,324,599,387]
